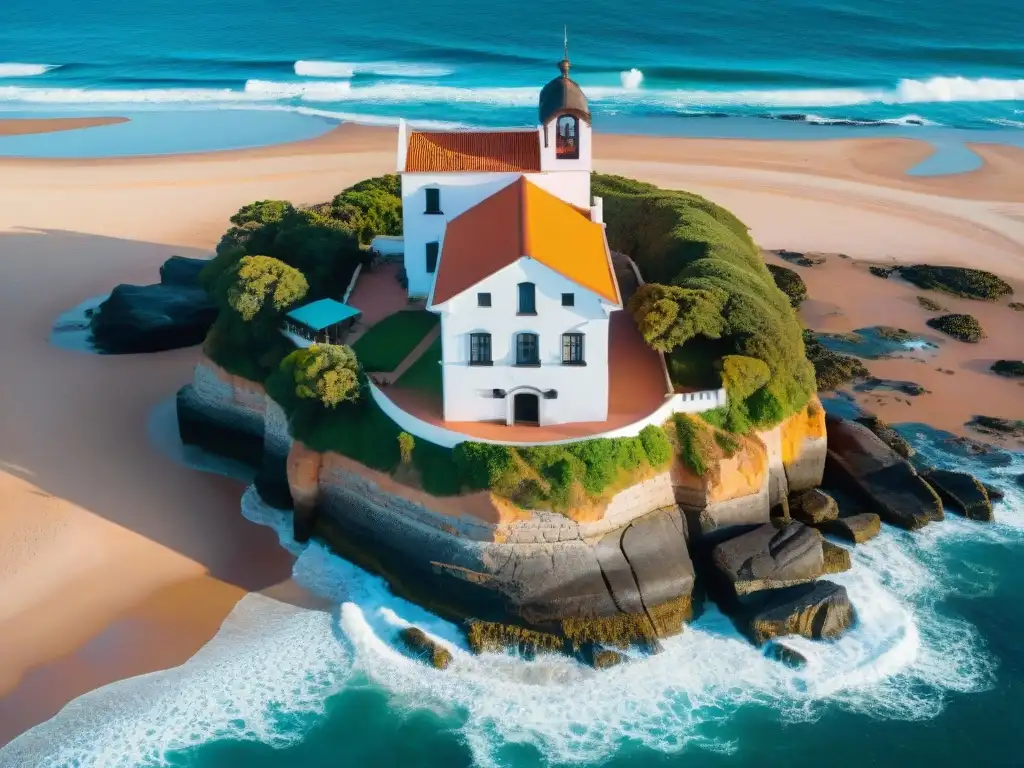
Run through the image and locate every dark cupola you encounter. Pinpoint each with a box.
[538,32,591,126]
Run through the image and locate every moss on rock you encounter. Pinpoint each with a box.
[897,265,1013,300]
[803,330,870,390]
[822,541,853,574]
[399,627,453,670]
[766,263,808,308]
[916,295,947,312]
[926,313,986,342]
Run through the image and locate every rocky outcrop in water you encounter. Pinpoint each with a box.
[790,488,838,525]
[399,627,452,670]
[824,416,943,530]
[90,255,216,353]
[745,581,855,645]
[712,522,825,599]
[920,469,993,522]
[817,513,881,544]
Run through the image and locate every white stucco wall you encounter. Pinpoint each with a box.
[434,257,615,426]
[539,116,593,175]
[400,165,592,298]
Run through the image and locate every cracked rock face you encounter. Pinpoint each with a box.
[746,580,855,645]
[791,488,838,525]
[816,513,881,544]
[920,468,994,522]
[712,521,825,597]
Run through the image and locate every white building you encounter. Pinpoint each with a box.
[397,52,622,427]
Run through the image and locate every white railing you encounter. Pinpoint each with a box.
[368,382,727,449]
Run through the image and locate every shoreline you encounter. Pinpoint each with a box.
[0,116,129,137]
[1,117,1022,748]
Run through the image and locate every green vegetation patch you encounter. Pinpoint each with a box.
[396,336,443,393]
[897,265,1013,301]
[874,326,915,343]
[595,173,815,434]
[399,627,452,670]
[926,313,986,343]
[351,310,439,372]
[766,263,808,308]
[991,360,1024,378]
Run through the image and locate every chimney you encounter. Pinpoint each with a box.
[590,195,603,224]
[396,118,408,172]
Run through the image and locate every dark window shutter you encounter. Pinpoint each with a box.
[518,282,536,314]
[426,242,439,273]
[425,188,441,214]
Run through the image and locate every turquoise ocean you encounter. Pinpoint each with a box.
[2,1,1024,765]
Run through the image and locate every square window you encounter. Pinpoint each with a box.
[561,292,575,307]
[477,292,492,307]
[425,188,441,214]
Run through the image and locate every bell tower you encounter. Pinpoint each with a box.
[538,29,593,199]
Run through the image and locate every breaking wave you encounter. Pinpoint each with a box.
[0,62,59,77]
[294,59,454,78]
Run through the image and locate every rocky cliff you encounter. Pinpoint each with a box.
[177,357,828,651]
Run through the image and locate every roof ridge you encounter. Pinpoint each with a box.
[518,177,530,258]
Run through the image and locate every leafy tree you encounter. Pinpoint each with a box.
[221,255,308,322]
[281,344,362,408]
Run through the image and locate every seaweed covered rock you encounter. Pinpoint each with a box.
[896,265,1013,300]
[991,360,1024,378]
[916,295,947,312]
[822,541,852,574]
[803,330,870,391]
[399,627,453,670]
[592,649,626,670]
[817,513,881,544]
[790,488,839,525]
[712,522,825,598]
[854,414,915,458]
[766,642,807,668]
[745,581,855,645]
[968,416,1024,438]
[767,263,808,307]
[824,416,943,530]
[920,469,993,521]
[926,313,986,343]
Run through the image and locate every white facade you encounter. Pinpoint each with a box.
[431,258,615,426]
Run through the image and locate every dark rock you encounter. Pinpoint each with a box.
[746,581,855,645]
[176,384,264,468]
[399,627,452,670]
[983,484,1005,502]
[159,255,209,287]
[712,521,824,598]
[967,416,1024,439]
[920,469,994,522]
[791,488,838,525]
[817,513,881,544]
[854,414,915,458]
[91,283,217,353]
[991,360,1024,378]
[824,416,943,530]
[620,507,695,614]
[766,642,807,668]
[926,313,986,343]
[822,541,852,574]
[896,264,1013,301]
[869,265,896,278]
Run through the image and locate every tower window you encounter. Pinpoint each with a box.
[555,115,579,159]
[518,282,536,315]
[426,241,439,273]
[425,187,441,214]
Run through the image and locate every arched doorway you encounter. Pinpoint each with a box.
[512,392,540,426]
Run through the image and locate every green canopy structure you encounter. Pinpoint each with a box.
[283,299,361,345]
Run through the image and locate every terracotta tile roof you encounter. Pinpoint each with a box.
[431,177,620,306]
[405,130,541,173]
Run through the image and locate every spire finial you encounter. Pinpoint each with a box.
[559,26,571,78]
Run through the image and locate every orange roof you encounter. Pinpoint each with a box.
[431,177,620,306]
[405,130,541,173]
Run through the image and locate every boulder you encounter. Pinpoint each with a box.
[920,469,994,522]
[817,513,881,544]
[592,649,626,670]
[791,488,838,525]
[90,283,217,353]
[766,642,807,668]
[983,484,1005,502]
[712,521,824,598]
[399,627,452,670]
[822,541,852,574]
[159,255,209,287]
[746,581,855,645]
[824,416,943,530]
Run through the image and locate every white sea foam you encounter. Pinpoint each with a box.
[0,62,59,77]
[6,471,1012,768]
[986,117,1024,129]
[244,78,352,99]
[295,60,454,78]
[620,68,644,90]
[0,85,275,104]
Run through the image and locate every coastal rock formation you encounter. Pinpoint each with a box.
[399,627,452,670]
[711,522,825,599]
[920,469,994,522]
[745,581,855,645]
[791,488,838,525]
[91,255,216,353]
[817,513,881,544]
[822,541,852,574]
[824,416,943,530]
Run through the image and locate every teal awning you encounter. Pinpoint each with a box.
[285,299,361,331]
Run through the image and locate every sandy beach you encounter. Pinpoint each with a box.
[1,122,1022,746]
[0,116,130,137]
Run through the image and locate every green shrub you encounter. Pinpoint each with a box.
[452,443,517,491]
[221,255,308,322]
[672,414,718,477]
[411,439,463,496]
[766,264,808,307]
[897,265,1012,300]
[595,173,815,433]
[398,432,415,464]
[991,360,1024,378]
[926,313,986,342]
[639,424,673,466]
[279,344,361,408]
[330,174,403,245]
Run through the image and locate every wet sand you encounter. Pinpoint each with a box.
[0,122,1022,746]
[0,116,129,137]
